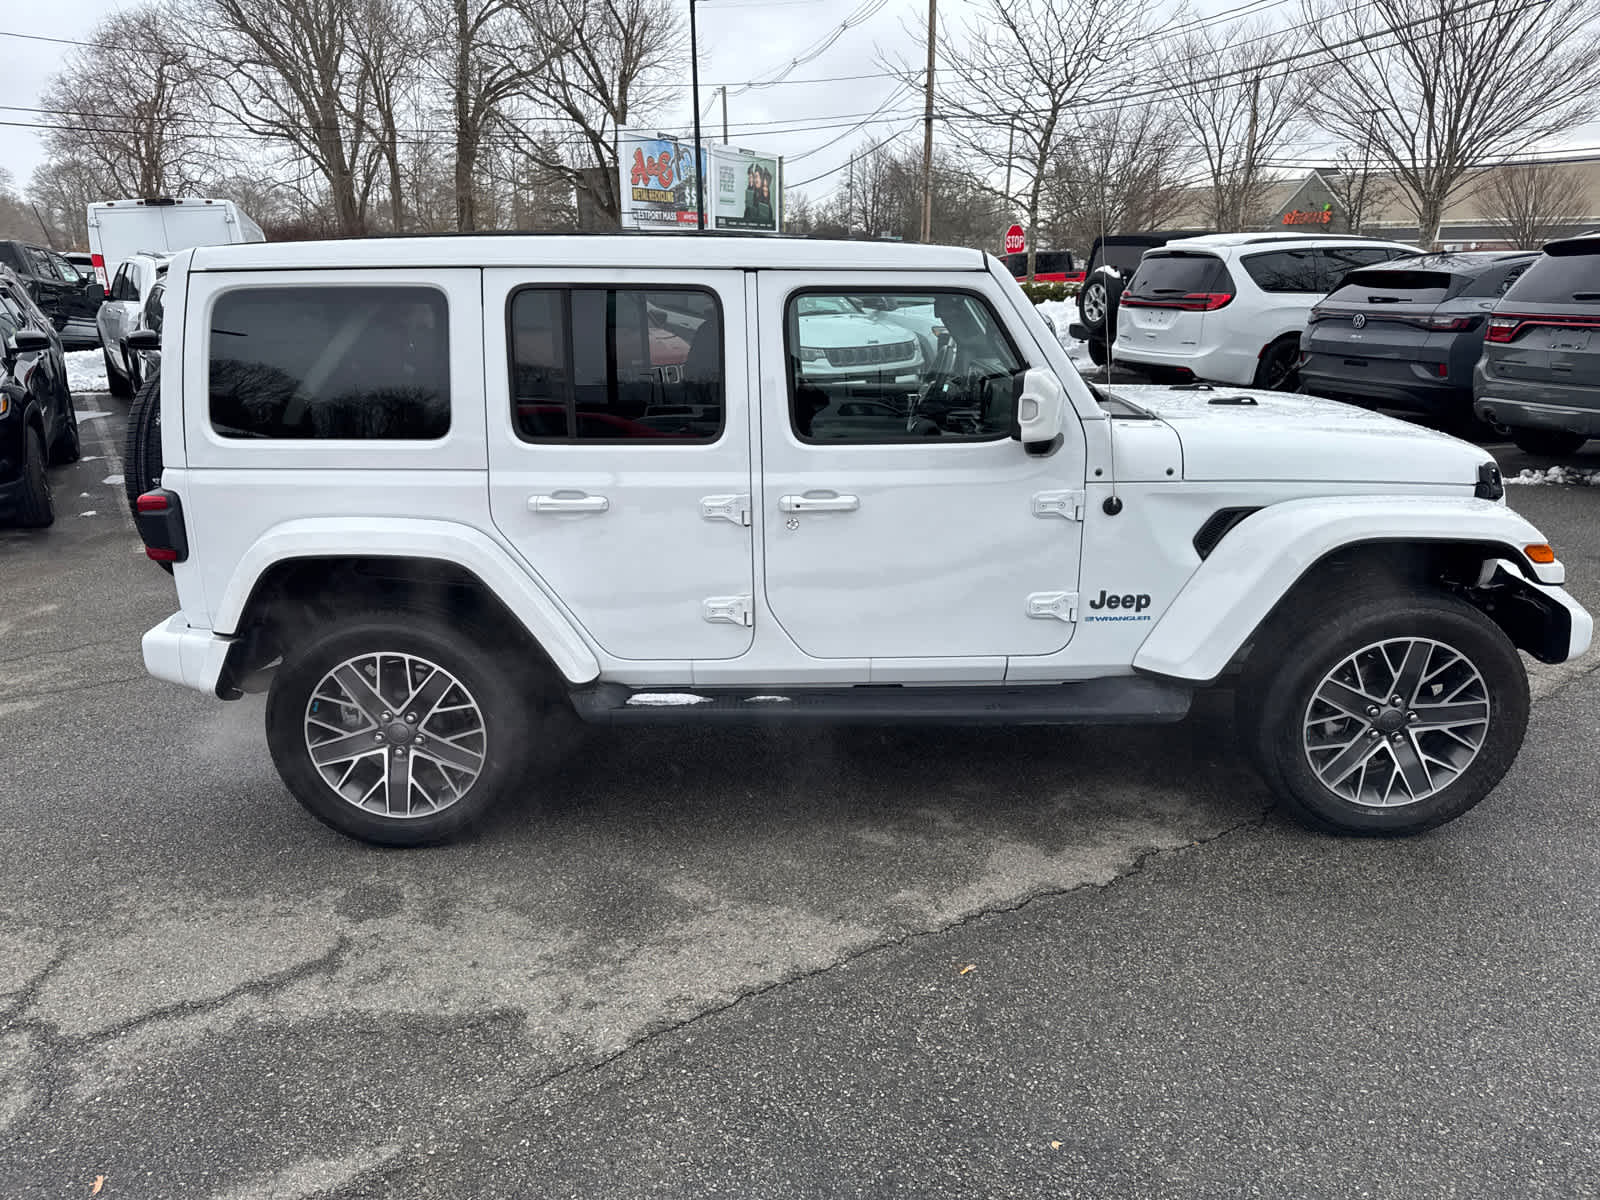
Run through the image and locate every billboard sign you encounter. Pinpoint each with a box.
[619,130,783,233]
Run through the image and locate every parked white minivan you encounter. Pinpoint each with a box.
[1112,233,1417,389]
[86,196,264,297]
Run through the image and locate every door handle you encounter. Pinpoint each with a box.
[779,493,860,513]
[529,493,609,514]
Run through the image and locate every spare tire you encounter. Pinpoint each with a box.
[1077,270,1125,346]
[124,371,163,515]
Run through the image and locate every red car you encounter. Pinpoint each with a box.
[1002,250,1084,285]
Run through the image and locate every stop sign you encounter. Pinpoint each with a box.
[1004,224,1026,255]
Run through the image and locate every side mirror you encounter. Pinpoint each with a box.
[1016,366,1066,456]
[11,329,51,354]
[127,329,160,352]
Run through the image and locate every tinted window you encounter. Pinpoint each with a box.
[145,285,165,334]
[1318,246,1406,291]
[51,254,83,285]
[110,265,136,302]
[1241,249,1322,293]
[0,288,25,338]
[1328,269,1455,303]
[786,290,1023,443]
[509,288,723,442]
[210,286,450,440]
[1503,250,1600,305]
[26,248,62,282]
[1124,253,1229,299]
[1105,244,1154,274]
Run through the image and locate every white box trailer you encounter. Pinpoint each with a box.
[86,197,265,294]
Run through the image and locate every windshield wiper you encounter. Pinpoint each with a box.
[1572,292,1600,301]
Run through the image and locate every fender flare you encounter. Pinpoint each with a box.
[215,517,602,684]
[1133,495,1563,683]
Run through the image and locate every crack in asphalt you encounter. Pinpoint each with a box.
[330,803,1275,1195]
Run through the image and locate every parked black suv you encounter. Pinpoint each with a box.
[1068,231,1214,365]
[0,267,80,526]
[1300,251,1536,424]
[1474,234,1600,456]
[0,241,103,350]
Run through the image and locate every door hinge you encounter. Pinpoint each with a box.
[701,494,751,526]
[703,595,754,627]
[1032,490,1086,521]
[1025,591,1079,623]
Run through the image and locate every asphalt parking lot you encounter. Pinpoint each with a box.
[5,388,1600,1199]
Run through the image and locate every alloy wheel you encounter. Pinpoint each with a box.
[303,652,487,818]
[1302,637,1490,808]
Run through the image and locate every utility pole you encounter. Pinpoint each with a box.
[919,0,936,243]
[721,87,729,144]
[690,0,705,230]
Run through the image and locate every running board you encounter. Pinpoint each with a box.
[569,678,1193,726]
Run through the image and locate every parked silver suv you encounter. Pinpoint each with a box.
[1474,233,1600,456]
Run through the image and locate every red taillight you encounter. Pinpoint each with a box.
[91,252,108,295]
[145,547,179,563]
[1486,313,1600,343]
[1121,292,1234,312]
[1425,316,1479,332]
[1184,292,1233,311]
[1486,317,1519,342]
[1436,362,1449,377]
[135,492,169,513]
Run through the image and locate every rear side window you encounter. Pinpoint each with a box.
[1240,249,1322,293]
[1328,269,1455,304]
[111,265,137,302]
[1465,261,1533,297]
[209,286,450,440]
[1503,251,1600,305]
[508,287,723,442]
[1124,253,1229,300]
[1318,246,1406,291]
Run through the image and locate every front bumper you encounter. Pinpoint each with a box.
[143,614,235,696]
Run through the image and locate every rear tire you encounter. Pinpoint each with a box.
[104,347,132,399]
[123,373,162,514]
[1087,337,1107,366]
[1245,589,1527,835]
[1510,429,1588,457]
[48,394,80,465]
[265,612,536,846]
[1252,337,1301,392]
[15,426,55,528]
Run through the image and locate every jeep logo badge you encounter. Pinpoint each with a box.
[1089,590,1151,612]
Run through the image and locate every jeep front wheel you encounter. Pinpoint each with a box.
[1247,592,1528,835]
[265,614,533,846]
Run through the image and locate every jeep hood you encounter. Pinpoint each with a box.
[1102,385,1490,485]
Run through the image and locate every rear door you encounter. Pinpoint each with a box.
[1118,251,1231,352]
[1307,266,1457,376]
[484,269,754,662]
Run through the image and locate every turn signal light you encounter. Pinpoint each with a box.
[145,547,179,563]
[1525,543,1556,564]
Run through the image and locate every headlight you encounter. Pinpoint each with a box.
[799,347,826,362]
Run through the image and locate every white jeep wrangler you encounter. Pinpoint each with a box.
[132,236,1592,846]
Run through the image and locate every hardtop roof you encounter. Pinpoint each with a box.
[187,233,990,274]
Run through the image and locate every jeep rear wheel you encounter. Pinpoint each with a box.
[1247,591,1528,835]
[265,614,534,846]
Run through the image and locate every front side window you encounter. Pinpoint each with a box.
[144,285,165,334]
[1241,249,1323,294]
[111,266,137,302]
[509,287,723,442]
[209,285,450,440]
[0,288,25,338]
[786,290,1024,443]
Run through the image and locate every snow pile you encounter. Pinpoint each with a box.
[1030,298,1101,369]
[65,350,109,395]
[1506,465,1600,487]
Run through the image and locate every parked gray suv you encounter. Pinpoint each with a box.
[1474,234,1600,456]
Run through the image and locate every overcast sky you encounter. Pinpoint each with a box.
[0,0,922,207]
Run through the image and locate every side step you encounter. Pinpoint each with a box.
[569,678,1192,726]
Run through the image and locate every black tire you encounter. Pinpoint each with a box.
[1510,429,1588,457]
[123,372,162,514]
[1087,336,1108,366]
[1245,590,1527,835]
[104,346,132,399]
[48,394,80,465]
[265,612,535,846]
[1252,337,1301,391]
[15,425,55,528]
[1078,273,1124,339]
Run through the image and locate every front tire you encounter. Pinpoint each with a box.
[104,346,132,399]
[1510,429,1588,457]
[265,613,534,846]
[49,395,80,465]
[1246,591,1528,835]
[14,426,55,528]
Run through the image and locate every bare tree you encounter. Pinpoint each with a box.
[37,3,212,201]
[195,0,380,236]
[1045,100,1193,251]
[914,0,1158,273]
[352,0,424,232]
[1169,20,1309,232]
[509,0,684,225]
[1305,0,1600,246]
[1485,163,1590,249]
[1320,135,1398,236]
[27,157,108,246]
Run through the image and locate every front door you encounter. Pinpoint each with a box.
[755,274,1086,661]
[485,269,754,662]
